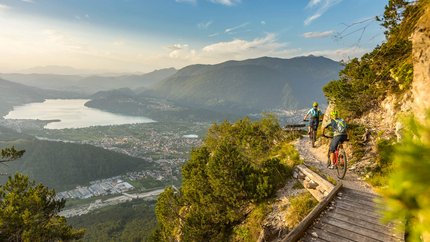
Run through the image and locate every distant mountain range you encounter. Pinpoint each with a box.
[1,56,342,120]
[0,78,80,116]
[147,56,342,113]
[0,68,177,94]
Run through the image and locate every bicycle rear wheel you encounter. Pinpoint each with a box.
[336,148,347,179]
[310,129,316,147]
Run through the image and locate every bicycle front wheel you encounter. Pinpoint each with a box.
[336,149,348,179]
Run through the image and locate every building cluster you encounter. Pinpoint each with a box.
[56,177,134,200]
[56,158,185,201]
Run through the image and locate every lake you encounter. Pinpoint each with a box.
[4,99,155,129]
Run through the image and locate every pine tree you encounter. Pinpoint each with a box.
[0,173,85,242]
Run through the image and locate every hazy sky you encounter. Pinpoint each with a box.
[0,0,387,73]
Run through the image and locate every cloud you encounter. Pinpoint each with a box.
[166,44,197,60]
[162,33,300,64]
[261,21,266,25]
[304,47,368,61]
[208,33,220,37]
[175,0,196,4]
[43,29,87,51]
[21,0,35,3]
[303,30,333,38]
[304,0,341,25]
[209,0,241,6]
[202,33,289,57]
[225,22,249,33]
[198,20,213,30]
[0,4,11,12]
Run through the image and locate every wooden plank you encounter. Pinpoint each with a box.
[314,222,381,242]
[320,216,399,241]
[336,199,379,215]
[340,193,379,204]
[328,213,402,239]
[340,195,379,208]
[297,165,335,192]
[335,202,382,220]
[300,236,328,242]
[342,188,378,199]
[282,183,343,242]
[302,227,355,242]
[334,207,384,225]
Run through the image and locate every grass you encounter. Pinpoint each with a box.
[231,203,271,242]
[285,192,318,228]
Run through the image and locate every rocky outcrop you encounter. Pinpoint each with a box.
[412,3,430,122]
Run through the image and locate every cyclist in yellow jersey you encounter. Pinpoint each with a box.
[303,102,324,135]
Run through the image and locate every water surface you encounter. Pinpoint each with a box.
[4,99,155,129]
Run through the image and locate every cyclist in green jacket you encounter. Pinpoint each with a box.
[303,102,324,135]
[322,110,348,169]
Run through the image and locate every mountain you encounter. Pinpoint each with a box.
[85,89,238,122]
[0,78,80,116]
[20,65,97,76]
[148,56,342,113]
[0,68,176,94]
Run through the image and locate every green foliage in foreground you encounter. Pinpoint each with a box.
[0,173,85,242]
[152,115,296,241]
[382,113,430,241]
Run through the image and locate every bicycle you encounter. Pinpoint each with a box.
[303,119,322,148]
[322,134,348,179]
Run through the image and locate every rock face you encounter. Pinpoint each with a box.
[412,4,430,122]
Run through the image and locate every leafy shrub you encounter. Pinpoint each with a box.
[382,112,430,241]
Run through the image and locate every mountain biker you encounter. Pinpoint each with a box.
[303,102,324,135]
[322,110,348,169]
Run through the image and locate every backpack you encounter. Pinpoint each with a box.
[310,108,321,118]
[334,118,347,134]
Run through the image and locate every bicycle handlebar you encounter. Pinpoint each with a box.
[322,134,349,141]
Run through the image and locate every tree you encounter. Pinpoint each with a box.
[0,174,85,242]
[152,115,292,241]
[1,146,25,164]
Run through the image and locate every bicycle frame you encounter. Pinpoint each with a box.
[323,135,348,179]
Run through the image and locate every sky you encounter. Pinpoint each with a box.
[0,0,388,74]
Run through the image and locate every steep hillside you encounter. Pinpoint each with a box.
[322,0,428,184]
[0,127,154,191]
[150,56,341,113]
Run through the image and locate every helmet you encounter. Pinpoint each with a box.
[330,110,339,118]
[313,102,318,107]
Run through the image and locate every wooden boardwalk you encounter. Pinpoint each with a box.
[300,187,403,242]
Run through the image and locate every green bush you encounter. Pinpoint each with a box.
[382,112,430,241]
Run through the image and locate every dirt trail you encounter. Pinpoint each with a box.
[294,135,374,194]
